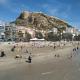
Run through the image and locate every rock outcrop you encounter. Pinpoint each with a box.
[15,11,72,30]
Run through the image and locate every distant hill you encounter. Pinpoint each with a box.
[14,11,72,31]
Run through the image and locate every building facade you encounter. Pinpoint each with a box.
[65,27,79,35]
[16,26,36,41]
[0,22,5,41]
[5,23,17,41]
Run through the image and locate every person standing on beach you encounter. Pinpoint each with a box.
[77,46,79,50]
[26,49,28,53]
[0,51,5,57]
[21,46,23,50]
[54,43,56,50]
[28,56,32,63]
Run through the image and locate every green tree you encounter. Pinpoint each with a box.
[44,32,60,41]
[35,31,43,39]
[62,33,73,41]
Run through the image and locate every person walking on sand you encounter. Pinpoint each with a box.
[54,45,56,50]
[77,46,79,50]
[0,51,6,57]
[21,46,23,50]
[28,56,32,63]
[26,49,28,53]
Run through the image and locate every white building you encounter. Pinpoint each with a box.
[65,27,78,35]
[0,21,5,40]
[16,26,35,38]
[5,23,17,41]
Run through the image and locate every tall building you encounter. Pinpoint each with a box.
[5,23,17,41]
[65,27,79,35]
[0,21,5,41]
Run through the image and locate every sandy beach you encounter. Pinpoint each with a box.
[0,41,79,69]
[0,41,80,80]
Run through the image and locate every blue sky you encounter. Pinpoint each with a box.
[0,0,80,29]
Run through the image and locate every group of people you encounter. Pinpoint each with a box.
[0,44,32,63]
[69,46,79,59]
[0,41,79,63]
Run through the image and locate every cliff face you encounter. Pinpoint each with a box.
[15,11,72,30]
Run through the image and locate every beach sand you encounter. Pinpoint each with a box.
[0,41,79,70]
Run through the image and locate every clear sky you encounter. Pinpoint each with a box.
[0,0,80,29]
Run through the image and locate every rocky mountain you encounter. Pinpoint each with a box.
[15,11,72,31]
